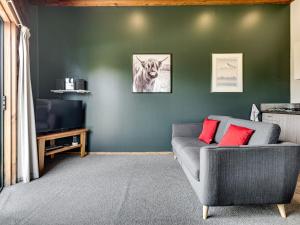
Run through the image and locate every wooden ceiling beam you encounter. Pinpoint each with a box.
[29,0,294,7]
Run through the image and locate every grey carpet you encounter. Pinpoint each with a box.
[0,155,299,225]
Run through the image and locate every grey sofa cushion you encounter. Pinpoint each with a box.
[208,115,231,143]
[172,123,202,138]
[172,137,208,151]
[172,137,216,181]
[224,118,281,145]
[177,147,201,181]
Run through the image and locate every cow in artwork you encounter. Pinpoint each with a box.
[133,56,169,92]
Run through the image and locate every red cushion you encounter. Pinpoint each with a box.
[198,118,220,144]
[218,124,254,146]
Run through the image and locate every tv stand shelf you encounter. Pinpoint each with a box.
[45,144,82,156]
[37,128,88,175]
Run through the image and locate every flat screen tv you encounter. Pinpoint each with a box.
[35,99,84,134]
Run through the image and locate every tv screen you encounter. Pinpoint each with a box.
[35,99,84,134]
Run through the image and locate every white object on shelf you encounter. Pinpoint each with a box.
[65,78,75,90]
[72,136,79,146]
[51,89,91,94]
[294,42,300,80]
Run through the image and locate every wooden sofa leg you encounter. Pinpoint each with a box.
[277,204,287,218]
[203,205,209,220]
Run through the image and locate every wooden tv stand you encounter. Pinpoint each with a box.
[37,128,88,175]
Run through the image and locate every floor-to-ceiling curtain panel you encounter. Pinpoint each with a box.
[17,26,39,183]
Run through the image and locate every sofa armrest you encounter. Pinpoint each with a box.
[172,123,202,138]
[199,143,300,206]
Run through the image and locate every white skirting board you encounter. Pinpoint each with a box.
[61,151,173,156]
[88,152,173,155]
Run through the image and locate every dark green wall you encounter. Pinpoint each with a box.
[33,5,290,152]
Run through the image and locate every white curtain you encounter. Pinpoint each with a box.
[17,26,39,183]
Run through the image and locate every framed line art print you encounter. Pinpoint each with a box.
[132,54,171,93]
[211,53,243,93]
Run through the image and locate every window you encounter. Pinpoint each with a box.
[0,1,18,186]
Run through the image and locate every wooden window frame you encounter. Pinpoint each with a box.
[0,0,18,186]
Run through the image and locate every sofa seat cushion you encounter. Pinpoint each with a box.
[172,137,208,154]
[172,137,216,181]
[176,147,201,181]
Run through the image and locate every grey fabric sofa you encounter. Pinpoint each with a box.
[172,115,300,219]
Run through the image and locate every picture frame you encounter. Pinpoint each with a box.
[132,54,172,93]
[211,53,243,93]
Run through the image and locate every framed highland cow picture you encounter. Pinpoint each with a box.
[132,54,172,93]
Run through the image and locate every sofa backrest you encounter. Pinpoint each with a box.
[208,115,281,145]
[208,115,231,143]
[223,118,281,145]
